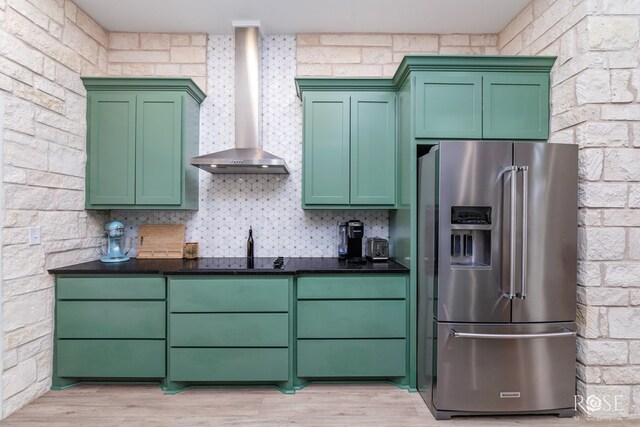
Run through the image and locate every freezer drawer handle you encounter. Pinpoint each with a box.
[450,329,576,340]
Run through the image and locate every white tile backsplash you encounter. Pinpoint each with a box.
[112,35,389,257]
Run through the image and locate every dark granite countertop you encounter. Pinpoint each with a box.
[48,257,409,275]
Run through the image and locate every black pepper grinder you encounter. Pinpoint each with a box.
[247,226,254,268]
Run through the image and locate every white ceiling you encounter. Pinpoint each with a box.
[74,0,530,35]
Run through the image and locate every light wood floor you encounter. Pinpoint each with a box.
[1,383,635,426]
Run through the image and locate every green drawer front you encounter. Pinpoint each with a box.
[297,339,406,378]
[57,301,165,339]
[57,276,165,300]
[57,339,165,378]
[297,275,406,299]
[297,300,405,338]
[170,348,289,382]
[170,313,288,347]
[169,277,289,312]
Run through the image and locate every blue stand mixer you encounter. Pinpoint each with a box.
[100,221,131,263]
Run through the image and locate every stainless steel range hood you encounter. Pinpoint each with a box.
[191,24,290,174]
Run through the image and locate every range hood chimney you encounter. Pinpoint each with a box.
[191,23,290,174]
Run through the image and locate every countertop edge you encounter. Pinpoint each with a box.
[48,258,409,275]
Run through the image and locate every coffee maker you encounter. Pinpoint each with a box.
[346,219,364,260]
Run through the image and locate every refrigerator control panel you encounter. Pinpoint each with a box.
[451,206,492,225]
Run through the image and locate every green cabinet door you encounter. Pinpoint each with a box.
[136,93,183,205]
[170,348,289,382]
[350,92,396,205]
[170,313,289,347]
[57,340,165,378]
[82,78,204,210]
[169,277,289,313]
[483,72,550,139]
[303,92,350,205]
[57,301,166,339]
[297,275,406,299]
[56,276,165,300]
[87,93,136,205]
[297,300,406,338]
[414,73,482,139]
[297,339,406,378]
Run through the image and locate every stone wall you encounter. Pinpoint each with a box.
[0,1,210,419]
[296,33,498,77]
[0,0,109,418]
[498,0,640,419]
[106,32,208,92]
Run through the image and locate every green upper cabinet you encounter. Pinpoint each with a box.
[414,73,482,139]
[401,56,554,140]
[135,93,183,205]
[83,78,205,210]
[350,93,396,205]
[413,71,550,140]
[296,57,554,208]
[302,92,351,205]
[483,72,549,140]
[87,93,137,205]
[297,80,397,209]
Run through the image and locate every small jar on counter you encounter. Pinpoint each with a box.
[184,242,199,259]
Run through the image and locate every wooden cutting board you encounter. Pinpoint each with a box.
[137,224,185,259]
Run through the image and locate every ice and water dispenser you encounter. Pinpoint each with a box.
[450,206,491,268]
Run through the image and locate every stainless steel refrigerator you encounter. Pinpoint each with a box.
[417,140,578,420]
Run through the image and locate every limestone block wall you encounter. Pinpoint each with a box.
[0,0,109,417]
[296,33,498,77]
[106,32,208,92]
[0,1,208,419]
[498,0,640,419]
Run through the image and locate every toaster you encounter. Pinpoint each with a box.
[365,237,389,261]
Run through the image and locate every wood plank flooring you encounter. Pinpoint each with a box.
[1,383,634,426]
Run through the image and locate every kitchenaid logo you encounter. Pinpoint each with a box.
[499,391,520,398]
[575,394,625,415]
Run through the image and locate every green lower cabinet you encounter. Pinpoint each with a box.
[57,276,165,300]
[170,313,289,347]
[53,273,411,392]
[57,340,165,378]
[169,277,289,312]
[57,301,165,339]
[295,274,409,383]
[297,275,406,299]
[297,339,406,378]
[297,300,405,338]
[166,275,293,392]
[170,348,289,382]
[53,275,167,388]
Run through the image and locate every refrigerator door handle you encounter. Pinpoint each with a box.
[505,166,518,300]
[450,329,576,340]
[519,166,529,300]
